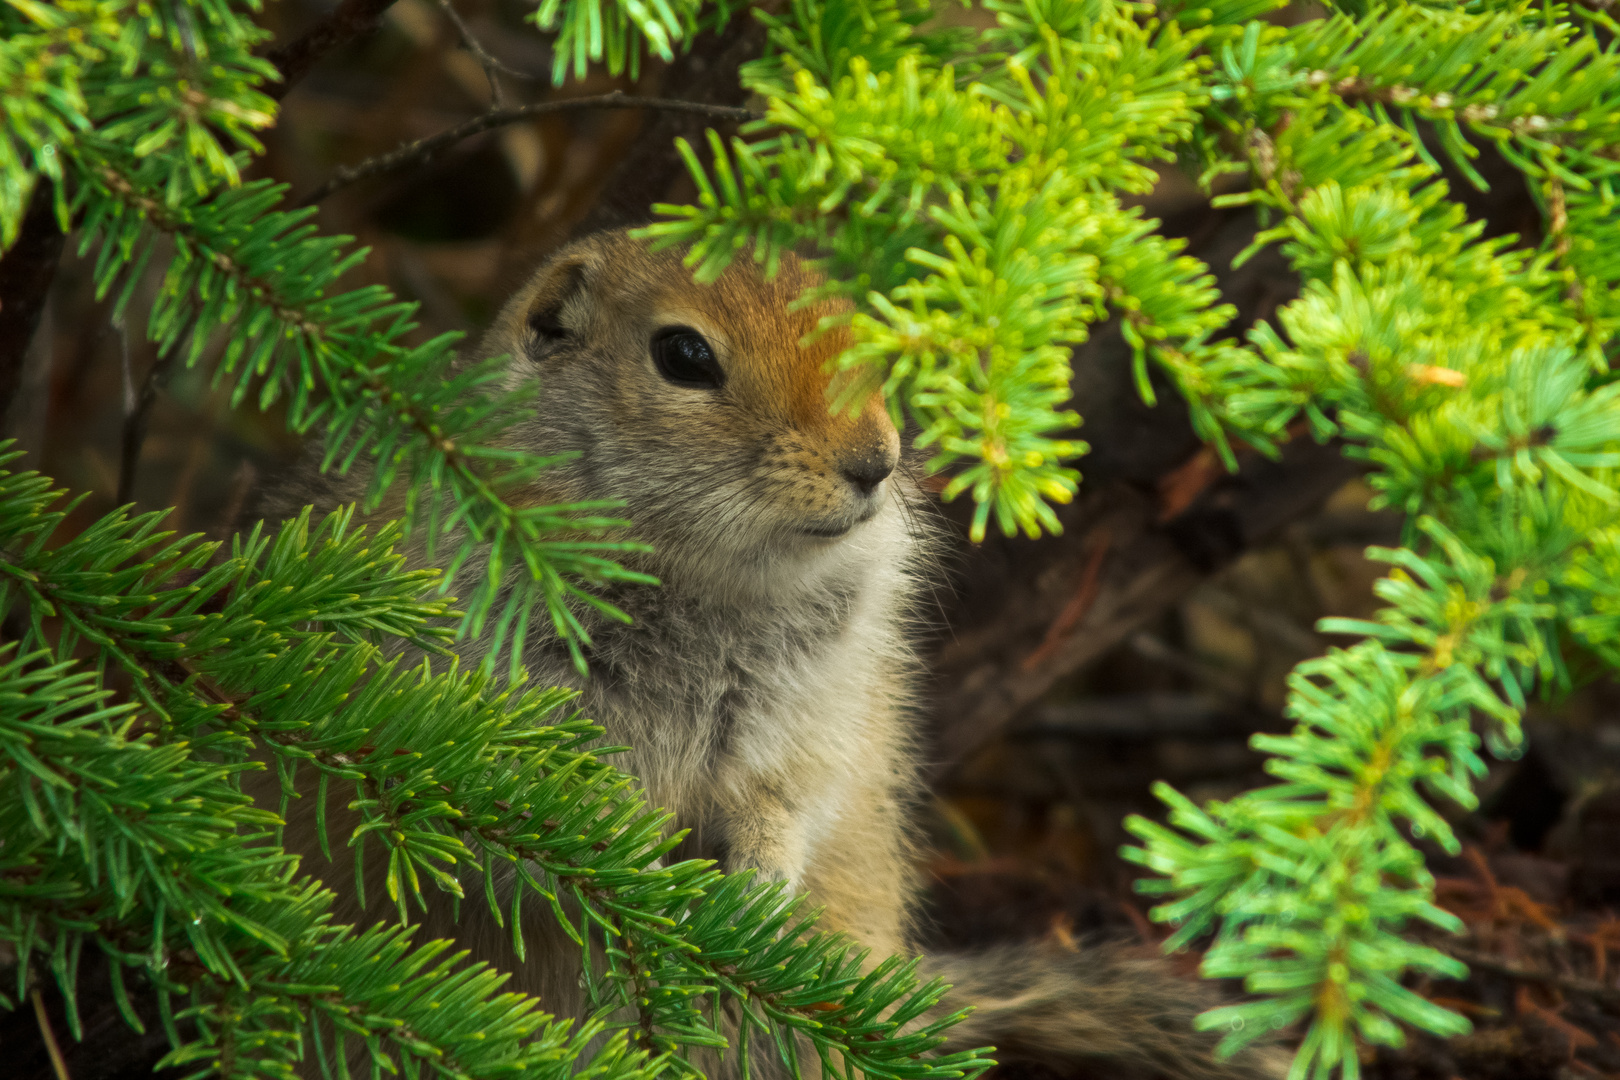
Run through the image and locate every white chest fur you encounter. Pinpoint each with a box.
[510,505,920,887]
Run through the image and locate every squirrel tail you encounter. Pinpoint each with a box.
[922,941,1288,1080]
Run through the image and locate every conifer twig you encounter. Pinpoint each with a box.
[297,92,760,206]
[0,502,978,1080]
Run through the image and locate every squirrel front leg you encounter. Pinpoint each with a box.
[712,767,912,961]
[714,783,809,893]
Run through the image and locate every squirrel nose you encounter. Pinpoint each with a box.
[840,453,895,496]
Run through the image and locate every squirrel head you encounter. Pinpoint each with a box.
[484,230,909,600]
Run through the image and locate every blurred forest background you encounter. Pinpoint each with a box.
[7,1,1620,1077]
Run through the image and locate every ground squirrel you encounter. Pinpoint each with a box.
[264,230,1281,1080]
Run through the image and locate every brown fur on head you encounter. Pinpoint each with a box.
[482,231,906,602]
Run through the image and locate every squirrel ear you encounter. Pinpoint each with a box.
[526,257,590,344]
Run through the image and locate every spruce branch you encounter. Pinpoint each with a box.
[5,0,282,204]
[0,457,989,1080]
[1124,522,1577,1071]
[1120,8,1620,1063]
[70,148,655,670]
[0,645,597,1080]
[646,14,1240,538]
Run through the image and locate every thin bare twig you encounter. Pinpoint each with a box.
[32,989,71,1080]
[296,91,761,206]
[434,0,540,104]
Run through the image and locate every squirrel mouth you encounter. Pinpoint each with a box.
[801,508,877,539]
[800,504,879,540]
[800,523,853,539]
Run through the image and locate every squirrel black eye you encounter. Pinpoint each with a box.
[651,327,724,389]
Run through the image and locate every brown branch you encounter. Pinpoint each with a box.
[1021,526,1112,672]
[263,0,401,101]
[926,435,1357,778]
[1444,944,1620,1008]
[296,92,761,207]
[1547,174,1575,269]
[0,182,67,433]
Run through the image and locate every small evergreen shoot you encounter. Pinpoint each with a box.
[5,0,1620,1077]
